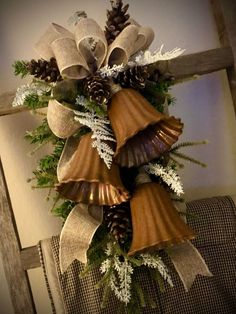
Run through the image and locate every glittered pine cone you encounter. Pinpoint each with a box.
[105,0,130,45]
[116,66,149,89]
[28,57,61,82]
[83,75,112,105]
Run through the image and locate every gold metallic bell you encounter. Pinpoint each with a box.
[128,182,195,256]
[108,88,183,167]
[56,133,129,206]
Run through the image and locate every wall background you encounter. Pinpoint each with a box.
[1,0,236,313]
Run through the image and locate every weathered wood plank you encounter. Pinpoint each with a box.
[21,246,41,270]
[165,46,233,79]
[0,47,234,117]
[0,158,36,313]
[211,0,236,115]
[0,91,27,116]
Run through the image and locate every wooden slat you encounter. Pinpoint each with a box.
[0,91,27,116]
[0,47,234,117]
[21,246,41,270]
[0,158,36,313]
[164,46,233,79]
[211,0,236,114]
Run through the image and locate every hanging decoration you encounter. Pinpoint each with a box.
[12,0,212,311]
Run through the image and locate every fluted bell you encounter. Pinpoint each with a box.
[56,133,129,206]
[128,182,195,256]
[108,88,183,167]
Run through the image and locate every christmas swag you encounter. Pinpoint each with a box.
[13,0,212,312]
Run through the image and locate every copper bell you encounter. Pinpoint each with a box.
[128,182,195,256]
[108,88,183,167]
[56,133,129,206]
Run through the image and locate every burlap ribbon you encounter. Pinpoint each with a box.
[136,170,212,290]
[47,100,81,138]
[167,241,213,291]
[59,204,103,273]
[35,18,154,80]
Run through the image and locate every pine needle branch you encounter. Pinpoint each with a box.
[149,268,166,293]
[25,118,57,145]
[75,95,107,117]
[170,140,208,152]
[171,151,207,167]
[29,139,65,188]
[13,60,29,78]
[24,93,52,110]
[168,156,185,169]
[133,282,146,308]
[101,284,112,309]
[51,200,76,220]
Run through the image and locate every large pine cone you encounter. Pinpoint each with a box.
[83,75,111,105]
[105,0,130,45]
[116,66,149,89]
[28,58,61,83]
[103,202,132,244]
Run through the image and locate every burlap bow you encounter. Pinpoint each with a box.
[35,18,154,79]
[37,17,154,138]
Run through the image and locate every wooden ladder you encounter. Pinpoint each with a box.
[0,1,235,312]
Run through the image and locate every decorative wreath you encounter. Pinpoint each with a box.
[12,0,212,311]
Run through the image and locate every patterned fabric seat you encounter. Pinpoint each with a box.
[38,196,236,314]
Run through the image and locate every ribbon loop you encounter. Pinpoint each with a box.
[47,100,81,138]
[75,18,108,71]
[59,204,103,273]
[106,24,139,66]
[35,23,74,60]
[135,26,155,52]
[51,37,90,79]
[56,136,79,182]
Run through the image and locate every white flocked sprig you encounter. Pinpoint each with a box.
[140,253,173,287]
[100,243,134,304]
[130,45,185,67]
[144,162,184,196]
[74,97,116,168]
[12,83,51,107]
[100,242,173,304]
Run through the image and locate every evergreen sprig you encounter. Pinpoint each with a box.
[13,60,29,78]
[31,139,65,187]
[51,200,76,220]
[171,151,207,168]
[75,95,107,117]
[168,140,208,168]
[23,93,51,110]
[25,118,57,145]
[170,140,208,152]
[141,80,173,113]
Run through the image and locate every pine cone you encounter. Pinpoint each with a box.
[103,202,132,244]
[105,0,130,45]
[28,58,61,82]
[116,66,149,89]
[83,75,111,105]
